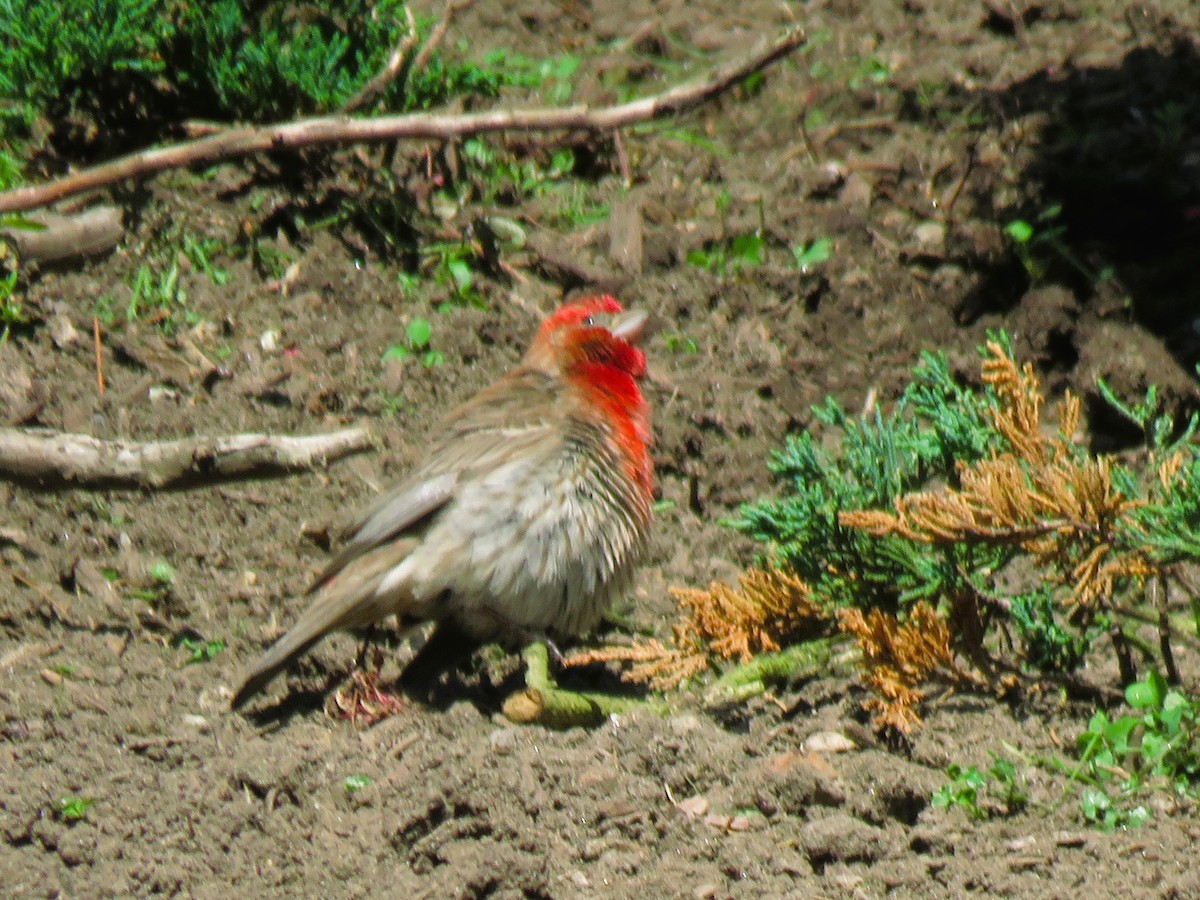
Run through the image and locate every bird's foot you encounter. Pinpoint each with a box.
[501,642,663,728]
[325,668,406,726]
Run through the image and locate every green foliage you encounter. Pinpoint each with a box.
[182,235,229,286]
[1067,671,1200,830]
[127,560,174,604]
[383,316,442,367]
[733,331,1200,675]
[848,54,891,90]
[460,139,577,203]
[176,635,227,665]
[423,240,483,308]
[791,237,832,272]
[662,333,699,354]
[127,260,195,333]
[0,266,24,340]
[343,774,371,793]
[174,0,486,119]
[0,0,170,133]
[687,232,766,275]
[149,560,174,586]
[932,755,1028,820]
[730,344,1001,614]
[1005,203,1111,286]
[56,795,95,823]
[0,0,555,142]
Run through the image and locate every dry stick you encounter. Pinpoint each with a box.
[341,6,420,114]
[0,426,373,490]
[409,0,471,76]
[612,129,632,188]
[2,205,123,265]
[92,317,105,395]
[1156,575,1180,685]
[0,28,806,215]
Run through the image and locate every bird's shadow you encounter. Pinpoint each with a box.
[234,634,653,729]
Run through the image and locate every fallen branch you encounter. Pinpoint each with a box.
[703,640,858,707]
[0,28,806,214]
[0,426,372,489]
[1,205,123,265]
[503,642,666,728]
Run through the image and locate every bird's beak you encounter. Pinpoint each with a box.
[609,309,652,345]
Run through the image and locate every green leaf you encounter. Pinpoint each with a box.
[730,232,765,266]
[406,317,432,349]
[447,258,474,293]
[1126,671,1166,709]
[149,561,174,585]
[382,345,410,362]
[57,796,94,822]
[1005,220,1034,244]
[792,237,832,271]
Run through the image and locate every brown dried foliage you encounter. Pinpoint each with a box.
[568,567,829,690]
[837,603,974,734]
[841,340,1153,608]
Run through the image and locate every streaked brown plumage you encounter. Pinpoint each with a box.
[230,295,653,709]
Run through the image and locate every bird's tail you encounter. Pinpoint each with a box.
[230,542,414,710]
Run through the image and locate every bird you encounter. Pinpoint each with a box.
[230,294,653,710]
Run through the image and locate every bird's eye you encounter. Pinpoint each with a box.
[583,316,594,326]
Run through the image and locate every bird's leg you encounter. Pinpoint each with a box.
[352,625,387,675]
[478,606,567,670]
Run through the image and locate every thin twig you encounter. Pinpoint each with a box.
[410,0,471,75]
[612,129,632,188]
[938,139,978,222]
[0,426,374,490]
[341,6,420,113]
[0,28,806,214]
[92,317,105,396]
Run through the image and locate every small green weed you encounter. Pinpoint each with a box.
[182,235,229,286]
[792,237,833,272]
[547,187,610,229]
[0,267,24,340]
[56,795,95,823]
[1005,204,1111,286]
[478,48,580,104]
[932,755,1028,820]
[127,561,174,603]
[344,774,371,793]
[127,262,196,333]
[423,241,483,307]
[381,394,407,416]
[176,636,227,665]
[848,55,891,90]
[662,333,699,354]
[687,191,770,276]
[687,232,765,275]
[93,292,119,326]
[1067,671,1200,830]
[461,139,576,203]
[383,317,443,367]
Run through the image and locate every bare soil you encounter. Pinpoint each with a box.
[4,0,1200,896]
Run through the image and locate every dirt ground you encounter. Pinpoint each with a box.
[4,0,1200,896]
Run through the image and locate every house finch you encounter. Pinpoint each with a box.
[231,295,653,709]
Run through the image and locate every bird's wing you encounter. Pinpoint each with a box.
[310,369,564,590]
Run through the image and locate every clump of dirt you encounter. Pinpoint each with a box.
[4,0,1200,895]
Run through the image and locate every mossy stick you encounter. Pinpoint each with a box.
[704,639,859,706]
[503,642,664,728]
